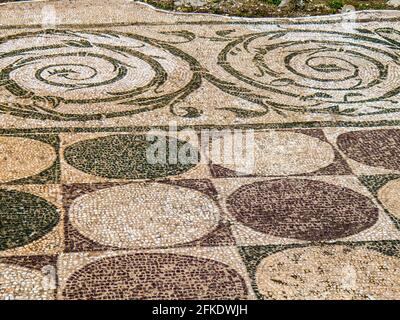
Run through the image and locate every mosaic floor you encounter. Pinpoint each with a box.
[2,0,400,300]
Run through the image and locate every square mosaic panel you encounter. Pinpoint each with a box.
[59,132,210,184]
[0,184,64,257]
[0,134,59,185]
[2,0,400,300]
[57,247,256,300]
[208,129,352,177]
[61,180,235,252]
[213,176,400,246]
[0,255,57,300]
[239,241,400,300]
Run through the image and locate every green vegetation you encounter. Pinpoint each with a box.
[262,0,282,6]
[140,0,399,18]
[328,0,344,10]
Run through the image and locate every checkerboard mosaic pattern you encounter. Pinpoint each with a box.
[1,0,400,300]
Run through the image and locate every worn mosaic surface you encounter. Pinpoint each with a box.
[2,0,400,300]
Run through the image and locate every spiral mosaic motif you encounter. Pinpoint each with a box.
[217,29,400,115]
[0,30,200,120]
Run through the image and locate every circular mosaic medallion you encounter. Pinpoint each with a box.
[378,178,400,219]
[0,190,59,251]
[255,246,400,300]
[337,129,400,171]
[62,253,248,300]
[0,136,56,182]
[0,263,54,300]
[69,183,220,248]
[63,134,199,179]
[210,131,335,175]
[0,30,200,120]
[226,179,378,241]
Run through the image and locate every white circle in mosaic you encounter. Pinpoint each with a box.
[0,136,56,182]
[69,183,220,248]
[255,246,400,300]
[378,178,400,219]
[0,264,54,300]
[210,131,335,175]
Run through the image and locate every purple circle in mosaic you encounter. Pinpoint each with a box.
[62,253,248,300]
[226,179,379,241]
[337,129,400,171]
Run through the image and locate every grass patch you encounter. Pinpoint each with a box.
[261,0,282,6]
[328,0,344,10]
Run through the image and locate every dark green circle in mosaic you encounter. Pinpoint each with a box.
[62,253,248,300]
[0,190,59,251]
[63,134,199,179]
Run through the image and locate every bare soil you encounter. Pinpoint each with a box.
[142,0,398,17]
